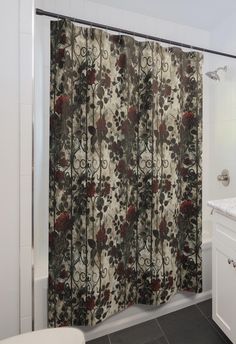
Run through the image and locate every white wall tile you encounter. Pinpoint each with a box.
[0,0,20,339]
[20,317,32,334]
[20,33,33,105]
[20,175,32,247]
[19,0,34,334]
[20,0,33,34]
[20,246,32,319]
[20,104,32,176]
[34,277,48,330]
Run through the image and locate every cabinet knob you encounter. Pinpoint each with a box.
[228,258,233,264]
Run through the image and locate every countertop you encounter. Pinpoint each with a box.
[208,197,236,220]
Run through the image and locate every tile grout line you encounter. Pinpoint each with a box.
[195,303,230,344]
[155,318,171,344]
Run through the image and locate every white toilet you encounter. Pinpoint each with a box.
[0,328,85,344]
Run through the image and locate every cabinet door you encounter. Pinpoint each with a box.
[212,238,236,344]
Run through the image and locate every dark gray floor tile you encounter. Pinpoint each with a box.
[142,337,168,344]
[109,320,164,344]
[208,318,233,344]
[143,337,169,344]
[197,299,212,318]
[158,305,227,344]
[87,335,110,344]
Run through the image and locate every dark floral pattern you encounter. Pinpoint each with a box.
[49,20,203,327]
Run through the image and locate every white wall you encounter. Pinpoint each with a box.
[0,0,20,339]
[202,14,236,240]
[0,0,34,339]
[19,0,34,335]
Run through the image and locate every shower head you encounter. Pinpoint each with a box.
[205,65,227,81]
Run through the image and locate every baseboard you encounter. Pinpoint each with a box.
[83,290,212,341]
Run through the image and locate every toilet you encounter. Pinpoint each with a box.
[0,328,85,344]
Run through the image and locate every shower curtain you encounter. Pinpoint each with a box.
[49,20,203,327]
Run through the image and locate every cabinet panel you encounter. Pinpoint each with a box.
[213,238,236,343]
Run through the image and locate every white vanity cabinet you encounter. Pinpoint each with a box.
[210,202,236,344]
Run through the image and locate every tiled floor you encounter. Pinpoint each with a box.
[87,299,233,344]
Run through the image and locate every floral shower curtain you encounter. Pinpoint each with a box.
[49,20,202,327]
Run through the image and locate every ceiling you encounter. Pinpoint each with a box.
[89,0,236,30]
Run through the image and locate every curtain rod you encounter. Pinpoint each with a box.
[36,8,236,59]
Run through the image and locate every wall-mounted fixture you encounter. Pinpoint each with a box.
[217,169,230,186]
[205,65,227,81]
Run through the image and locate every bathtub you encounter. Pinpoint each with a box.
[34,241,212,342]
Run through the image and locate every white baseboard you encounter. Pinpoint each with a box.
[83,290,212,341]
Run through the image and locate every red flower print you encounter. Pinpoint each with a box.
[60,269,68,279]
[164,179,171,192]
[109,245,118,258]
[104,289,110,301]
[126,205,136,222]
[96,225,107,245]
[184,244,190,253]
[151,279,161,291]
[96,115,108,140]
[54,170,64,183]
[152,80,158,94]
[116,262,125,276]
[168,275,174,288]
[86,296,95,311]
[121,119,133,136]
[86,69,96,85]
[117,160,127,174]
[183,157,192,166]
[186,64,194,74]
[55,282,64,293]
[152,179,158,193]
[55,95,70,114]
[180,167,189,178]
[59,157,68,168]
[87,182,96,197]
[128,107,138,124]
[128,256,134,264]
[164,85,171,97]
[120,222,128,238]
[158,121,169,140]
[102,182,110,196]
[56,48,65,63]
[126,168,133,179]
[182,111,195,127]
[159,218,167,238]
[180,200,194,215]
[116,53,127,68]
[159,122,167,134]
[55,212,71,232]
[111,141,123,155]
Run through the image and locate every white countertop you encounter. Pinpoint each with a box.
[208,197,236,220]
